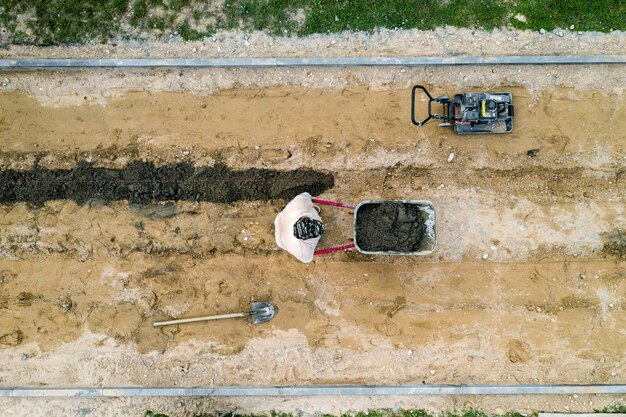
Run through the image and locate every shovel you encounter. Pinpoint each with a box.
[153,302,276,328]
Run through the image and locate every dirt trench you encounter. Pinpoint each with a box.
[0,161,333,206]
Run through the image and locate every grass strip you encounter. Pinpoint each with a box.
[0,0,624,44]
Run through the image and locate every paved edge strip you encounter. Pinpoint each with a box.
[2,385,626,397]
[0,55,625,69]
[539,414,626,417]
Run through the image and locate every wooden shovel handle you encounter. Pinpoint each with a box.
[153,311,250,327]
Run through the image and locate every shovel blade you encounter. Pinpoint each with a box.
[251,302,275,324]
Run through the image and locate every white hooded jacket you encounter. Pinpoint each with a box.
[274,192,322,263]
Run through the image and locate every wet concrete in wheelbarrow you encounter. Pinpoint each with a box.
[355,202,426,252]
[0,161,334,206]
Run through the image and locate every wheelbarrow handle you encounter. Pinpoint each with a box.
[314,243,355,255]
[312,198,356,255]
[312,198,355,209]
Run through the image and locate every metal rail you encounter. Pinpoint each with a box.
[1,384,626,397]
[0,55,625,69]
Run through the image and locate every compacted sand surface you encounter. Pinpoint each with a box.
[0,49,624,416]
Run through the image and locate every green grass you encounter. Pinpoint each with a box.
[130,0,149,26]
[300,0,510,33]
[142,407,626,417]
[145,411,170,417]
[511,0,625,31]
[176,20,207,41]
[1,0,129,45]
[596,405,626,413]
[221,0,303,35]
[0,0,624,45]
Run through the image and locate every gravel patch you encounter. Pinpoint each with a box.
[1,27,624,60]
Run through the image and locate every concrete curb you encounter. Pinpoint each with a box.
[1,55,625,69]
[1,384,626,397]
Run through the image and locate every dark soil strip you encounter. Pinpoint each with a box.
[0,161,334,206]
[355,202,425,253]
[601,230,626,259]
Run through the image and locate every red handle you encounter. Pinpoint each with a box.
[312,198,356,256]
[312,198,355,209]
[314,243,356,255]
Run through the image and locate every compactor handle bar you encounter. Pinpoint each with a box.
[411,84,453,126]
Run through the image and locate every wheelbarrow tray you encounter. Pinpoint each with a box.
[353,200,436,256]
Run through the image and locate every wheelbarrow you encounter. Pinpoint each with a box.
[312,199,436,256]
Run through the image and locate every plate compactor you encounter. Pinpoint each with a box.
[411,84,514,134]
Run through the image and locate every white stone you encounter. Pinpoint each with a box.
[514,14,527,23]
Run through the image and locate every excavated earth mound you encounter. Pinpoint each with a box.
[0,161,334,205]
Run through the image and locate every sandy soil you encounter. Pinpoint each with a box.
[0,62,625,416]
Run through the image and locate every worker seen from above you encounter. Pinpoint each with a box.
[274,192,324,263]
